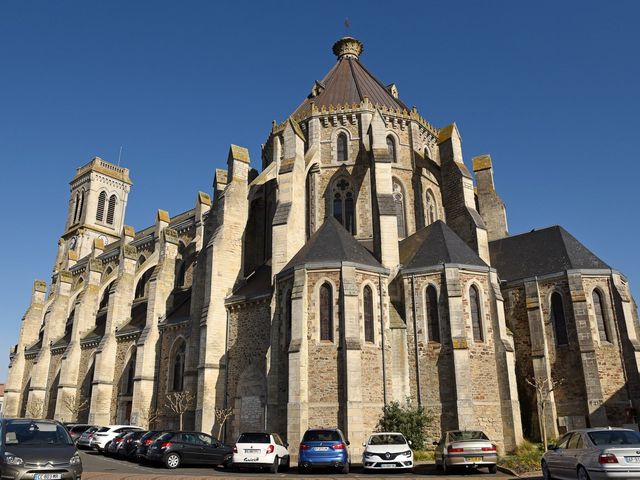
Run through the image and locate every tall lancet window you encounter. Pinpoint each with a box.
[332,177,355,234]
[426,190,437,226]
[96,191,106,222]
[592,289,610,342]
[171,340,186,392]
[392,179,406,238]
[551,292,568,346]
[363,285,374,343]
[319,282,333,341]
[470,285,483,342]
[106,194,117,225]
[426,285,440,342]
[73,193,81,223]
[387,135,397,162]
[337,132,348,162]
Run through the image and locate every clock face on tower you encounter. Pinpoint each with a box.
[98,235,109,246]
[69,236,78,250]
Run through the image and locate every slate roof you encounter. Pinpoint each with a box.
[116,300,147,336]
[229,263,272,301]
[400,220,487,271]
[163,288,192,325]
[283,217,383,272]
[292,56,409,119]
[489,225,610,283]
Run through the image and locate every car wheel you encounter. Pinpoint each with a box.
[488,464,497,474]
[341,462,350,474]
[103,442,111,454]
[541,461,553,480]
[577,466,590,480]
[165,452,181,469]
[269,456,278,473]
[281,455,290,472]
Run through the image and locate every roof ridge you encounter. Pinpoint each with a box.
[347,58,364,103]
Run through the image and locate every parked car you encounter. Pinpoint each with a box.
[232,432,290,473]
[145,431,233,469]
[91,425,143,452]
[135,431,165,462]
[76,426,100,450]
[434,430,498,474]
[0,418,83,480]
[362,432,413,472]
[116,430,147,459]
[542,427,640,480]
[298,428,350,474]
[105,433,127,456]
[67,424,96,444]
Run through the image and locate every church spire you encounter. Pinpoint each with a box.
[332,36,364,60]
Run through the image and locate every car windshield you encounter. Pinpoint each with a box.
[302,430,341,442]
[70,426,88,433]
[97,427,109,433]
[449,431,489,442]
[5,421,73,446]
[238,433,270,443]
[369,434,406,445]
[588,430,640,446]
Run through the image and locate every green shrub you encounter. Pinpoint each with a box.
[376,400,432,450]
[413,450,434,462]
[499,440,543,474]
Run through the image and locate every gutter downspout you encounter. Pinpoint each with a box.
[378,272,387,405]
[411,274,422,406]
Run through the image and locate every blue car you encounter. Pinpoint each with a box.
[298,428,350,474]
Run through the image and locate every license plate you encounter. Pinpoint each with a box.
[34,475,62,480]
[314,446,330,451]
[466,456,482,462]
[626,456,640,463]
[244,449,260,453]
[381,463,395,468]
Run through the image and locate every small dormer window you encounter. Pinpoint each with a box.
[337,133,348,162]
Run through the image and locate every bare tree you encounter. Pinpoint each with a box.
[214,407,234,441]
[137,405,159,429]
[62,393,89,421]
[165,391,195,430]
[26,398,44,419]
[526,376,564,451]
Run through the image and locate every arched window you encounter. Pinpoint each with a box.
[592,289,610,342]
[363,285,374,343]
[98,285,111,310]
[319,283,333,341]
[551,292,568,346]
[426,190,437,226]
[106,194,117,225]
[96,191,106,222]
[426,285,440,342]
[470,285,483,342]
[121,348,136,395]
[393,179,407,238]
[337,132,348,162]
[135,268,153,299]
[387,135,397,162]
[332,177,355,234]
[78,190,85,221]
[171,340,186,392]
[73,193,81,223]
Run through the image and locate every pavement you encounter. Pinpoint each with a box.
[80,451,543,479]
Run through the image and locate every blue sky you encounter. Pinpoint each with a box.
[1,1,638,381]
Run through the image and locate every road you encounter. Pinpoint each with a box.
[79,451,541,479]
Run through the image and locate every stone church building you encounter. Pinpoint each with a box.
[5,36,640,456]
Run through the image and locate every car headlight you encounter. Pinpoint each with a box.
[70,454,81,465]
[363,451,375,458]
[401,450,412,457]
[4,452,24,466]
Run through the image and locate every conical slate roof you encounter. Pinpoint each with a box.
[283,216,383,271]
[292,37,409,119]
[400,220,487,271]
[489,225,610,282]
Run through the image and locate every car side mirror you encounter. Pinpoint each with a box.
[408,440,413,446]
[346,441,350,446]
[285,443,289,448]
[362,442,366,447]
[547,444,557,450]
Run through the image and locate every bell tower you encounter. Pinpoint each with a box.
[61,156,132,261]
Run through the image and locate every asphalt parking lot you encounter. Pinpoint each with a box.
[79,451,539,479]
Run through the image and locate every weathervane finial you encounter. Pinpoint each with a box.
[344,18,350,34]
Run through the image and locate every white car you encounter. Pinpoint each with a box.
[362,432,414,471]
[232,432,290,473]
[90,425,143,452]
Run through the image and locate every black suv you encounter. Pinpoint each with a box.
[146,431,232,469]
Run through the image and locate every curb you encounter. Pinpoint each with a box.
[497,465,519,476]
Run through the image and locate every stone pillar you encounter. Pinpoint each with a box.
[370,110,400,269]
[472,155,508,241]
[287,268,308,462]
[489,271,523,451]
[341,265,364,455]
[444,266,474,429]
[89,232,138,425]
[438,124,490,264]
[567,272,608,426]
[271,119,306,275]
[4,280,48,416]
[197,145,249,434]
[55,248,104,421]
[524,279,559,439]
[132,224,179,427]
[27,271,73,417]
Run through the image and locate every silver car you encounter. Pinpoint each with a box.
[542,428,640,479]
[434,430,498,474]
